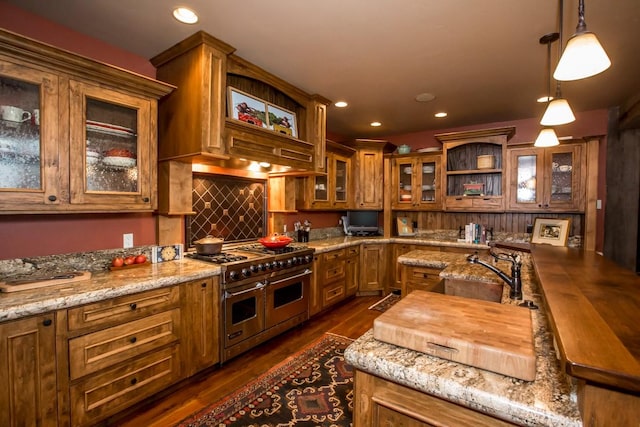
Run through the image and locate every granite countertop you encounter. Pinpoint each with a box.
[307,235,490,254]
[345,249,582,426]
[0,259,222,322]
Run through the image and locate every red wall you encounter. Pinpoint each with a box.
[0,4,158,260]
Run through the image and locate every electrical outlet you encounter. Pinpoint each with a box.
[123,233,134,248]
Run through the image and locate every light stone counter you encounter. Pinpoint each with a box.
[0,259,221,322]
[306,235,490,254]
[345,249,582,427]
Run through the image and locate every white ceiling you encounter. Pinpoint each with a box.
[6,0,640,139]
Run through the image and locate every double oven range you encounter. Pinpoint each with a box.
[188,243,314,362]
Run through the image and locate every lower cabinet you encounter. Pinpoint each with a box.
[311,245,361,315]
[0,313,58,427]
[353,370,516,426]
[180,277,220,377]
[345,246,360,297]
[401,263,444,296]
[359,244,386,294]
[64,286,182,426]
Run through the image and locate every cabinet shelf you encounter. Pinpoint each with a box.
[446,168,502,175]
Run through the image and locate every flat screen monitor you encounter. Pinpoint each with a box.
[346,210,379,235]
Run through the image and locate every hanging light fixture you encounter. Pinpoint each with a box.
[554,0,610,81]
[541,18,575,126]
[535,128,560,147]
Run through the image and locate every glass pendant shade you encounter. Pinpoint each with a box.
[540,98,576,125]
[553,31,611,81]
[534,128,560,147]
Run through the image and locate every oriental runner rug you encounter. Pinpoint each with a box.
[177,333,354,427]
[368,292,400,312]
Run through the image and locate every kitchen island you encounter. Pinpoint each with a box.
[345,249,582,426]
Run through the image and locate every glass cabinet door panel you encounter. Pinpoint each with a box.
[314,157,328,201]
[397,162,413,203]
[516,155,537,203]
[85,98,139,193]
[550,152,573,202]
[334,158,347,202]
[420,161,436,202]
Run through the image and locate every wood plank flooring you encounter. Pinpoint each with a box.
[108,295,382,427]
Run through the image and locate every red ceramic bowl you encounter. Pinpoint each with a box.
[258,235,293,249]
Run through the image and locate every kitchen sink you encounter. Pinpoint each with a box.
[443,278,504,303]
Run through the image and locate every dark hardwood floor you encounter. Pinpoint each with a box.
[110,295,382,427]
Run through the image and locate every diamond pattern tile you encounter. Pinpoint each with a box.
[187,174,266,245]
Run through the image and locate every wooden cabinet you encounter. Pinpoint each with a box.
[437,127,515,212]
[0,29,172,213]
[359,243,386,294]
[151,31,329,171]
[346,139,395,210]
[180,277,220,377]
[0,314,58,427]
[64,286,181,426]
[353,370,516,426]
[310,246,360,314]
[507,142,585,212]
[345,245,360,297]
[401,263,444,296]
[391,153,442,210]
[298,140,355,210]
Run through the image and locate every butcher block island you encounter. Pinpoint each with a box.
[373,291,536,381]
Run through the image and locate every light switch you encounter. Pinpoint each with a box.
[123,233,134,248]
[596,199,602,209]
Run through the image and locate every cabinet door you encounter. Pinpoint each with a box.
[181,277,220,377]
[0,59,61,209]
[345,247,360,297]
[391,158,414,209]
[360,244,386,292]
[309,254,323,316]
[0,314,58,427]
[545,145,583,211]
[415,156,442,210]
[354,148,383,209]
[392,244,417,290]
[332,154,349,209]
[69,80,155,209]
[508,148,544,210]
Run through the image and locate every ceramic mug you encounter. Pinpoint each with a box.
[32,108,40,126]
[1,105,31,123]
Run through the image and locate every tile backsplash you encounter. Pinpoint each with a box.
[187,174,267,246]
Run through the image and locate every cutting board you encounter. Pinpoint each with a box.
[373,290,536,381]
[0,271,92,293]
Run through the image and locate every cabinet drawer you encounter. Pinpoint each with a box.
[444,196,472,209]
[322,261,346,282]
[323,248,346,262]
[471,196,503,209]
[69,309,180,379]
[68,286,179,331]
[322,282,345,308]
[406,280,444,295]
[346,246,360,257]
[70,345,180,427]
[406,266,443,285]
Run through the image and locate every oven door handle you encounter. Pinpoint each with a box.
[268,269,312,286]
[224,281,266,298]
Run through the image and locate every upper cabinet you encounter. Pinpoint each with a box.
[151,31,329,172]
[507,142,585,212]
[346,139,396,210]
[437,127,515,212]
[297,140,355,210]
[0,29,173,213]
[391,152,442,210]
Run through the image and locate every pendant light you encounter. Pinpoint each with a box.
[535,128,560,147]
[535,33,560,147]
[554,0,611,81]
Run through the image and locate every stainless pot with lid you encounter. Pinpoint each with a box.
[193,235,224,255]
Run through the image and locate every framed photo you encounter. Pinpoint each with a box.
[266,103,297,138]
[396,216,415,236]
[531,217,571,246]
[228,87,267,128]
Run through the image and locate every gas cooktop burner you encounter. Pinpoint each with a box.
[235,243,309,255]
[186,252,249,264]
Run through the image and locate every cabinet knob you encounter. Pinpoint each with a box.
[129,303,137,310]
[48,195,57,202]
[143,197,150,203]
[201,282,207,288]
[130,336,137,344]
[130,378,138,385]
[42,318,53,327]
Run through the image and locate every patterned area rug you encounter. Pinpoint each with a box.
[177,333,354,426]
[368,293,401,312]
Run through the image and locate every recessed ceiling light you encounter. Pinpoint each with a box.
[434,112,447,118]
[370,121,382,127]
[415,93,436,102]
[537,96,554,103]
[173,7,198,24]
[259,162,271,168]
[334,101,348,108]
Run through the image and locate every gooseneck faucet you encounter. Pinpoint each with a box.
[466,251,523,300]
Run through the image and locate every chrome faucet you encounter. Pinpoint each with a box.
[466,250,523,300]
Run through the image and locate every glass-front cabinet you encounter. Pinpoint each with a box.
[508,143,584,212]
[391,153,442,210]
[0,29,173,213]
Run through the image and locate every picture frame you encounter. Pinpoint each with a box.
[228,87,267,128]
[396,216,415,236]
[266,103,297,138]
[531,217,571,246]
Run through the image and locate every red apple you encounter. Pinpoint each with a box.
[134,254,147,264]
[112,257,124,267]
[123,256,136,265]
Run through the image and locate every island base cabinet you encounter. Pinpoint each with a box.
[0,314,58,427]
[354,370,516,427]
[578,381,640,427]
[70,345,180,426]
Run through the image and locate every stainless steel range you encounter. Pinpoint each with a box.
[188,243,314,362]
